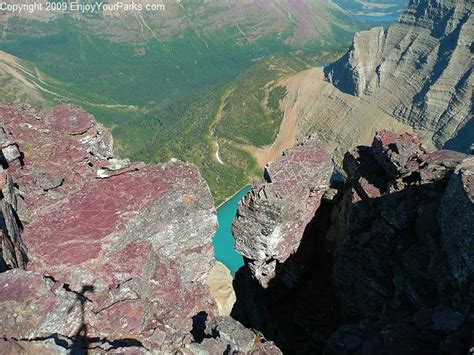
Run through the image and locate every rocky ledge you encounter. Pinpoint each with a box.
[0,104,279,354]
[232,130,473,354]
[0,102,471,354]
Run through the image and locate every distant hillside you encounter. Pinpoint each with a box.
[0,0,363,204]
[1,0,362,45]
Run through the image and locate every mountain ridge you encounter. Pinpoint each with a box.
[1,0,363,45]
[323,0,472,152]
[260,0,472,168]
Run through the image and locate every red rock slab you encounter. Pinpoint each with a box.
[0,338,67,354]
[420,150,468,167]
[23,162,201,281]
[0,269,81,340]
[265,140,332,198]
[0,104,220,351]
[374,129,423,147]
[48,105,94,135]
[19,160,218,346]
[0,104,114,220]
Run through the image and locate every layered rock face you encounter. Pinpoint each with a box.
[0,104,278,354]
[234,138,333,288]
[232,130,473,354]
[324,0,473,151]
[276,0,471,166]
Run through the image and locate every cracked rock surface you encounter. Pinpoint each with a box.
[233,138,333,288]
[231,130,473,354]
[0,104,279,353]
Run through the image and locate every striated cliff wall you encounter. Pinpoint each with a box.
[324,0,473,151]
[273,0,472,168]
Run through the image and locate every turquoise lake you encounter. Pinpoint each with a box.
[213,186,251,275]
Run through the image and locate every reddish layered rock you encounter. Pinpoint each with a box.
[0,103,282,354]
[0,104,115,222]
[0,104,221,353]
[233,138,333,287]
[0,269,81,339]
[20,161,219,351]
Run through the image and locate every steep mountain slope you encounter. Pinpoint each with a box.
[275,0,472,163]
[325,0,473,151]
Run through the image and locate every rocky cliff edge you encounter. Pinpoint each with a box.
[232,129,473,354]
[0,104,280,354]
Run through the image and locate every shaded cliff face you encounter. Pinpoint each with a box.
[233,138,333,288]
[324,0,473,151]
[0,104,280,354]
[231,130,473,354]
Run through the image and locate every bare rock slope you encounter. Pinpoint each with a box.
[0,104,279,354]
[325,0,473,150]
[280,0,472,161]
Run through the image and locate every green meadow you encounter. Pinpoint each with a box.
[1,17,352,204]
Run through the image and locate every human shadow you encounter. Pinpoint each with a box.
[67,284,95,355]
[65,284,145,353]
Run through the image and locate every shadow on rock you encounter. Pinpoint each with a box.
[67,284,95,354]
[231,133,474,354]
[231,196,343,354]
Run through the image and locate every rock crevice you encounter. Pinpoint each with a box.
[232,130,473,354]
[0,104,281,354]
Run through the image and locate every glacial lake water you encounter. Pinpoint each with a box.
[213,186,251,276]
[356,14,400,23]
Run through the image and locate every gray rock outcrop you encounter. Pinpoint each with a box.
[233,138,333,288]
[324,0,473,151]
